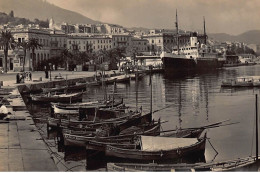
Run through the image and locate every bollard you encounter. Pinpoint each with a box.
[39,77,42,81]
[0,81,3,88]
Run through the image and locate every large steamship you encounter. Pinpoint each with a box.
[160,12,224,74]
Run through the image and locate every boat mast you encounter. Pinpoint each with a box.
[175,9,179,55]
[203,16,207,45]
[256,94,259,161]
[150,70,152,114]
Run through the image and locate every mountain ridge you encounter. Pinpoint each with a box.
[0,0,101,24]
[209,30,260,45]
[0,0,259,45]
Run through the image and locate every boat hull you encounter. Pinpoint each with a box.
[162,56,222,74]
[105,137,206,161]
[31,92,83,103]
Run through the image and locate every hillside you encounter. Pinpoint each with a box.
[0,0,100,24]
[209,30,260,45]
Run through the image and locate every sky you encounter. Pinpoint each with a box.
[46,0,260,35]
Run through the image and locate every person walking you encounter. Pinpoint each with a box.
[45,69,49,79]
[29,72,32,81]
[16,73,20,84]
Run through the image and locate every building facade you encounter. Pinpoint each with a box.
[11,28,51,71]
[67,34,113,53]
[49,30,67,60]
[143,32,206,54]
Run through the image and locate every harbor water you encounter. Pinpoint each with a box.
[27,64,260,171]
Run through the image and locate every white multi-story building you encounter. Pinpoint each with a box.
[67,34,113,53]
[6,28,51,71]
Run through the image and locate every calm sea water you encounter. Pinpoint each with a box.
[28,64,260,170]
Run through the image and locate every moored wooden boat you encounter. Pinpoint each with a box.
[103,74,131,84]
[42,83,87,93]
[105,134,206,161]
[31,92,83,103]
[106,156,260,172]
[64,122,161,147]
[106,162,209,172]
[47,110,142,128]
[51,98,123,110]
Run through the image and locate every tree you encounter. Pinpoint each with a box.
[16,40,29,72]
[61,49,73,70]
[107,47,126,69]
[9,10,14,18]
[28,38,42,71]
[0,30,16,73]
[129,46,138,65]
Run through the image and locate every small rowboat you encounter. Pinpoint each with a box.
[31,92,83,103]
[105,134,206,161]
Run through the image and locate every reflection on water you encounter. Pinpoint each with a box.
[26,65,260,170]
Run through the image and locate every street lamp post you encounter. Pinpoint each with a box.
[49,63,52,81]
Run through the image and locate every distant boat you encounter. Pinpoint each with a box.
[103,74,131,84]
[220,76,260,87]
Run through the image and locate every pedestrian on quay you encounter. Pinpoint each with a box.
[45,69,49,79]
[29,72,32,81]
[16,73,20,84]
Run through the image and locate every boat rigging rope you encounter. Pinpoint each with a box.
[35,125,78,172]
[207,138,218,156]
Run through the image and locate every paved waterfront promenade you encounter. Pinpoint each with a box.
[0,70,113,171]
[1,70,101,87]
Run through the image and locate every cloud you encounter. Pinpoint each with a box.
[46,0,260,35]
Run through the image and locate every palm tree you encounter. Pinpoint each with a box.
[0,30,16,73]
[17,40,29,72]
[28,38,42,71]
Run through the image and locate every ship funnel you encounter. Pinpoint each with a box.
[190,32,198,47]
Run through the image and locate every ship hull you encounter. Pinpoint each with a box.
[162,56,223,74]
